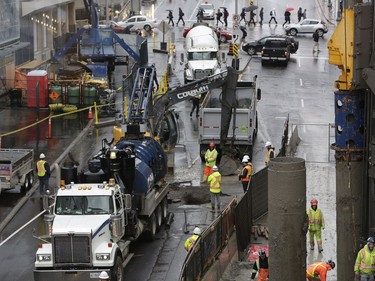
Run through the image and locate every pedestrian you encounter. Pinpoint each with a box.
[297,7,303,22]
[306,260,335,281]
[259,7,264,25]
[190,94,200,117]
[184,227,201,251]
[216,9,223,26]
[223,8,229,28]
[201,142,218,183]
[197,9,203,22]
[354,237,375,280]
[98,271,110,281]
[313,30,320,53]
[269,8,277,24]
[240,8,247,24]
[264,141,275,167]
[250,249,269,281]
[207,165,221,211]
[239,25,247,41]
[249,10,256,26]
[36,153,51,196]
[283,10,291,26]
[303,8,307,19]
[176,8,185,26]
[307,198,325,252]
[239,157,252,192]
[167,10,174,27]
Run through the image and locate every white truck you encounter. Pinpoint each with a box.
[199,79,261,160]
[183,25,223,84]
[0,148,34,195]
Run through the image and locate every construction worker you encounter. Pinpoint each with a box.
[250,249,269,281]
[207,165,221,211]
[264,141,275,167]
[201,142,218,183]
[98,271,110,280]
[36,153,51,196]
[184,227,201,251]
[307,199,325,252]
[306,260,335,281]
[239,157,252,193]
[354,237,375,280]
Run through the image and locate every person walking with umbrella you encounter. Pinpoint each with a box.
[216,8,223,26]
[176,8,185,26]
[283,9,291,27]
[249,9,256,26]
[259,7,264,25]
[223,8,229,28]
[240,8,247,24]
[167,10,174,27]
[297,7,303,22]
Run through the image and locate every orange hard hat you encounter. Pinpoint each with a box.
[311,199,318,206]
[209,142,215,147]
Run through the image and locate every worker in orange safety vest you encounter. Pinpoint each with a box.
[239,156,253,193]
[201,142,218,183]
[354,237,375,280]
[307,198,325,252]
[306,260,335,281]
[184,227,201,251]
[251,249,269,281]
[207,165,221,211]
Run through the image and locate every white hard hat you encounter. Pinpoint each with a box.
[99,271,110,279]
[265,141,272,147]
[40,153,46,159]
[193,227,201,235]
[242,157,248,163]
[212,165,218,171]
[243,155,250,161]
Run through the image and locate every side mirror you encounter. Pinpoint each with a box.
[257,88,261,101]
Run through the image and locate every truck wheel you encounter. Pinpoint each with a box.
[161,197,168,222]
[155,205,162,231]
[111,255,124,281]
[145,213,157,241]
[200,145,207,162]
[28,172,34,189]
[21,174,30,192]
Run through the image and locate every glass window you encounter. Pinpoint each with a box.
[138,17,146,22]
[55,196,114,215]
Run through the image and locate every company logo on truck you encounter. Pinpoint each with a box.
[177,85,209,99]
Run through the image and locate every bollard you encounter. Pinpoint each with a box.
[48,118,52,138]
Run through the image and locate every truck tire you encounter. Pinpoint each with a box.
[28,171,34,189]
[161,197,168,222]
[21,174,30,193]
[155,205,162,231]
[145,213,157,241]
[200,145,207,162]
[111,255,124,281]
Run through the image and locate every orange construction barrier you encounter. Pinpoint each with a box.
[88,107,93,119]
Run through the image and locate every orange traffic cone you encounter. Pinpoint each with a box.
[88,107,93,119]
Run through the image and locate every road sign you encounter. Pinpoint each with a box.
[49,91,59,101]
[233,14,240,21]
[250,1,254,5]
[157,20,171,33]
[233,23,240,30]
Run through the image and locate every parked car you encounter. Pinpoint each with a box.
[242,35,299,56]
[261,38,291,66]
[284,19,328,37]
[198,3,215,20]
[117,15,158,32]
[183,22,232,43]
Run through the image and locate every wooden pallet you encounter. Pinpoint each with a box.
[251,224,269,240]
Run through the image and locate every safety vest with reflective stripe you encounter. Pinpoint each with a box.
[306,262,330,281]
[307,208,325,231]
[205,148,218,167]
[241,164,253,182]
[37,160,47,177]
[208,171,221,193]
[184,234,199,251]
[264,148,274,166]
[354,245,375,274]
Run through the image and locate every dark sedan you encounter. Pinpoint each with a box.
[242,35,299,56]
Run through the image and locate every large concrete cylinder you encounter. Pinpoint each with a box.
[268,157,306,280]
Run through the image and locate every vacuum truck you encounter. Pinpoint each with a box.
[34,136,169,281]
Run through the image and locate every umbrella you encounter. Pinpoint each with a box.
[285,7,294,12]
[244,5,258,12]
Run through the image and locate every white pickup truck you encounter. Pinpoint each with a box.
[199,80,261,160]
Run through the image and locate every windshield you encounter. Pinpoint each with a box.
[188,52,216,60]
[55,196,114,215]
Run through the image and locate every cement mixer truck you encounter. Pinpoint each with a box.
[34,137,169,281]
[183,25,224,84]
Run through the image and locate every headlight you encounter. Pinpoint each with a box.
[96,253,111,260]
[37,254,52,261]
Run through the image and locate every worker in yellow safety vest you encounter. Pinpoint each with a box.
[354,237,375,280]
[239,156,253,193]
[201,142,218,183]
[207,165,221,211]
[184,227,201,251]
[306,260,335,281]
[36,153,51,196]
[307,199,325,253]
[264,141,275,167]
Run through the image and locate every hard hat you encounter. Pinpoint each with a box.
[212,165,218,171]
[242,157,248,163]
[243,155,250,161]
[258,249,266,256]
[209,142,215,147]
[265,141,272,147]
[193,227,201,235]
[310,199,318,206]
[40,153,46,159]
[327,260,335,269]
[99,271,110,279]
[367,237,375,244]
